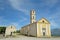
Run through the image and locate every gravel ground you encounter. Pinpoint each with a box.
[0,35,60,40]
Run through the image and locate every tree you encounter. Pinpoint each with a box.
[0,27,6,34]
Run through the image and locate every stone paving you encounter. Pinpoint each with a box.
[0,35,60,40]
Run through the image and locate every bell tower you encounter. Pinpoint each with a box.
[30,9,36,24]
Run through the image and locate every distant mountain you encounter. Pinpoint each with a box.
[51,28,60,36]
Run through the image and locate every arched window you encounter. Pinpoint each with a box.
[33,11,34,13]
[42,20,44,23]
[33,16,34,19]
[11,26,12,28]
[43,32,45,36]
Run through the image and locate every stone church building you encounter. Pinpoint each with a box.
[5,25,16,36]
[20,10,51,37]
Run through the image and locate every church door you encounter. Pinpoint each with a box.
[10,32,13,36]
[42,28,46,36]
[43,32,45,36]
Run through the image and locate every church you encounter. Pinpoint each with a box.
[20,10,51,37]
[5,25,16,36]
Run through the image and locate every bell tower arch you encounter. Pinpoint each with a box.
[30,9,36,24]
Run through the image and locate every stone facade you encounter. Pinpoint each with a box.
[37,18,51,37]
[20,10,51,37]
[5,25,16,36]
[30,9,36,23]
[20,18,51,37]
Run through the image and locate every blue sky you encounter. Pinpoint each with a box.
[0,0,60,29]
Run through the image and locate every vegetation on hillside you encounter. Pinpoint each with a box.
[0,27,6,34]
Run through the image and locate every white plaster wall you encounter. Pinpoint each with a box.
[37,23,43,37]
[5,25,16,36]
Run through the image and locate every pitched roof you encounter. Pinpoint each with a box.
[37,17,50,24]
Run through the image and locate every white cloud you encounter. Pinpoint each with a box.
[10,22,18,27]
[48,11,60,28]
[40,0,58,8]
[50,20,58,27]
[8,0,29,15]
[19,17,27,22]
[8,0,59,16]
[10,17,28,29]
[48,16,58,28]
[49,10,60,20]
[9,22,20,29]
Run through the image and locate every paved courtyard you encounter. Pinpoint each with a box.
[0,35,60,40]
